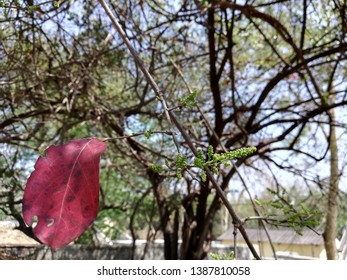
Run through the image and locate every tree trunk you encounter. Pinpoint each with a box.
[148,169,178,260]
[323,98,339,260]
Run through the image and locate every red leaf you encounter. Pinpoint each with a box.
[22,138,106,249]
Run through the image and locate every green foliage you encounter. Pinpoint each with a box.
[148,146,256,182]
[254,198,263,207]
[256,188,322,233]
[149,146,256,181]
[146,146,256,182]
[175,154,187,179]
[210,251,235,260]
[28,6,37,12]
[75,228,94,244]
[194,146,257,181]
[178,90,198,108]
[144,129,153,139]
[150,163,164,173]
[193,149,205,169]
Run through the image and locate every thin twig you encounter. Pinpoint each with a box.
[98,0,260,260]
[102,130,174,142]
[97,0,181,153]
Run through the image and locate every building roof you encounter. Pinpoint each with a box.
[218,227,324,246]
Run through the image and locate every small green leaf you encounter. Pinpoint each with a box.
[254,199,263,207]
[207,145,214,160]
[194,149,205,169]
[178,90,198,108]
[175,154,187,169]
[270,200,283,209]
[150,163,163,173]
[209,252,221,260]
[175,154,187,179]
[201,170,207,182]
[176,169,182,179]
[144,129,153,139]
[212,166,219,175]
[27,5,38,12]
[224,147,257,160]
[209,251,234,260]
[194,157,204,168]
[294,229,303,236]
[300,203,309,214]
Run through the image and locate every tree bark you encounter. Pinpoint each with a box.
[323,96,339,260]
[148,169,178,260]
